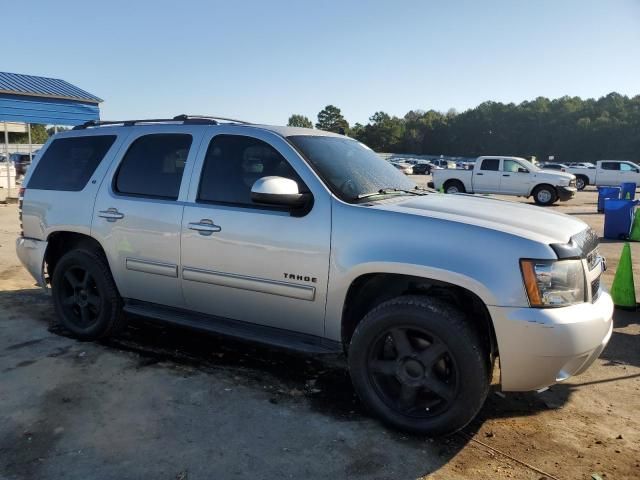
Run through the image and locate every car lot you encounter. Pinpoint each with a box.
[1,182,639,480]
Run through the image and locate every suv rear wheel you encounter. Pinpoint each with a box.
[348,296,489,435]
[52,249,125,340]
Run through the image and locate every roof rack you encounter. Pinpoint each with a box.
[73,114,252,130]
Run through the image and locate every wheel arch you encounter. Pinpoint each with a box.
[44,231,111,287]
[340,272,498,366]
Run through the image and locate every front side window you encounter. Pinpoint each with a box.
[503,160,522,173]
[480,159,500,171]
[287,135,414,201]
[198,134,304,206]
[28,135,116,191]
[601,162,619,171]
[114,134,192,199]
[620,163,637,172]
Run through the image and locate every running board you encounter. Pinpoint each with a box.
[123,300,342,355]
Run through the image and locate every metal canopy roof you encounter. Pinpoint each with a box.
[0,71,102,126]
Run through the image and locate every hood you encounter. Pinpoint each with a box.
[536,169,575,182]
[372,193,588,245]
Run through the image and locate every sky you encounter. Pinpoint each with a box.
[3,0,640,126]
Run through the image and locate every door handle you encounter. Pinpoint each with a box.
[98,208,124,222]
[502,174,510,177]
[476,173,484,176]
[188,219,222,236]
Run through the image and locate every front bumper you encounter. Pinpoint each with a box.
[489,292,614,391]
[557,185,577,201]
[15,237,48,290]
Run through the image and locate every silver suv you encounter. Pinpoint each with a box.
[16,115,613,435]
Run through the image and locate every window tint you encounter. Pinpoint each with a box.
[28,135,116,191]
[503,160,522,173]
[115,134,192,199]
[480,159,499,171]
[198,134,303,206]
[601,162,619,171]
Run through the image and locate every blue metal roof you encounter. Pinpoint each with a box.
[0,71,102,104]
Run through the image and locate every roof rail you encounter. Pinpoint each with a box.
[173,114,252,125]
[72,114,251,130]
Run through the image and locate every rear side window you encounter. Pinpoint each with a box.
[28,135,116,191]
[601,162,619,171]
[480,159,499,171]
[114,134,192,200]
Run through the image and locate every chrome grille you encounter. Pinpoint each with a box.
[591,276,601,302]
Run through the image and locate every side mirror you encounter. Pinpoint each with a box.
[518,168,529,173]
[251,176,310,207]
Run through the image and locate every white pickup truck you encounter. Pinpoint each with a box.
[566,160,640,191]
[432,156,577,206]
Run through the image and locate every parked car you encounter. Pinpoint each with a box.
[10,153,33,177]
[411,163,432,175]
[566,162,596,169]
[430,159,456,169]
[391,162,413,175]
[541,163,569,172]
[566,160,640,191]
[432,156,577,205]
[16,117,611,436]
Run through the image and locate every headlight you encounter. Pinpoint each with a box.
[520,259,585,307]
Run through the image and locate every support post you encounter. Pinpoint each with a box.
[3,122,10,197]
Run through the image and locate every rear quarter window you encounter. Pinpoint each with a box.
[27,135,116,191]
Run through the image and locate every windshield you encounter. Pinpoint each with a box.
[287,135,416,201]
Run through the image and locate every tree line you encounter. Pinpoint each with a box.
[289,92,640,163]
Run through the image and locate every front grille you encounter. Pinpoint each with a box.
[572,228,600,256]
[591,276,601,302]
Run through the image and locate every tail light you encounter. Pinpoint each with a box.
[18,187,24,237]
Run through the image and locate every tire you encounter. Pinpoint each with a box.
[444,180,465,194]
[532,184,558,206]
[575,175,588,191]
[51,248,126,340]
[348,295,490,436]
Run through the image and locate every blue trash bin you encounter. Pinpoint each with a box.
[620,182,637,200]
[603,199,637,239]
[598,186,621,213]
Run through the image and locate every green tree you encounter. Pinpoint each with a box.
[287,114,313,128]
[316,105,349,133]
[8,124,49,144]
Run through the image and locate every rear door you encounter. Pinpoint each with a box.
[92,127,202,308]
[180,129,331,336]
[596,162,620,186]
[473,158,501,193]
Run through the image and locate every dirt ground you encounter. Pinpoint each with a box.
[1,184,639,480]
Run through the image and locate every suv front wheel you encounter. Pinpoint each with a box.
[52,249,126,340]
[348,296,489,435]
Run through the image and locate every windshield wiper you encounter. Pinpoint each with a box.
[356,187,428,200]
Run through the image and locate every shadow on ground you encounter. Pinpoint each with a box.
[1,288,638,478]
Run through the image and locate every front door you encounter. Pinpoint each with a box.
[180,130,331,336]
[92,129,200,308]
[473,158,501,193]
[499,159,531,195]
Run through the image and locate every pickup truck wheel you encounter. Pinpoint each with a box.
[52,249,125,340]
[532,185,557,206]
[575,176,588,191]
[444,180,465,194]
[348,296,489,436]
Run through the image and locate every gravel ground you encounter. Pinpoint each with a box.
[0,183,639,480]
